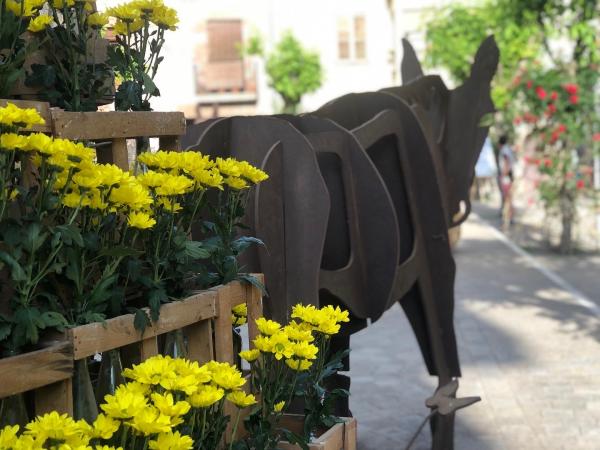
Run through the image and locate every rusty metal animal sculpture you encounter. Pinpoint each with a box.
[183,36,499,449]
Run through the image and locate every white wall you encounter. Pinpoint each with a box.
[98,0,396,115]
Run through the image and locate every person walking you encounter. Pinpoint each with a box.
[498,135,515,227]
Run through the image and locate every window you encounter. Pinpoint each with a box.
[337,15,366,61]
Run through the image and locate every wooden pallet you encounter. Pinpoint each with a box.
[278,415,357,450]
[0,99,186,170]
[0,277,264,416]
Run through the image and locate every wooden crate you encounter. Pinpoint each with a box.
[0,277,264,416]
[0,99,186,170]
[278,415,357,450]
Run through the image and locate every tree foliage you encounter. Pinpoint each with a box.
[424,1,540,110]
[264,32,323,113]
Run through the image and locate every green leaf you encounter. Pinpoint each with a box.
[232,236,264,253]
[0,322,12,342]
[132,308,151,333]
[0,250,27,282]
[40,311,68,330]
[141,71,159,96]
[56,224,84,247]
[148,288,167,322]
[184,240,211,259]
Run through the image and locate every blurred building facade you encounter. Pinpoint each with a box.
[98,0,450,119]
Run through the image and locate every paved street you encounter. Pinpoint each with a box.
[348,213,600,449]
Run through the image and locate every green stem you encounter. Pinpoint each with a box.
[229,409,241,450]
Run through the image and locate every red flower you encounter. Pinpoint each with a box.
[535,86,547,100]
[513,116,522,125]
[550,131,560,143]
[550,91,558,101]
[593,133,600,142]
[526,80,533,89]
[544,158,553,168]
[547,103,556,114]
[576,179,585,190]
[564,83,578,95]
[569,95,579,105]
[557,123,567,133]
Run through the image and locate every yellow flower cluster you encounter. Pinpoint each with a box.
[242,304,349,372]
[291,304,350,335]
[0,355,257,449]
[5,0,45,17]
[245,316,319,372]
[0,102,45,128]
[107,0,179,33]
[121,355,256,409]
[231,302,248,326]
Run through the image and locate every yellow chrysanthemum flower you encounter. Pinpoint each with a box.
[25,132,52,153]
[239,349,260,362]
[283,321,314,343]
[256,317,281,336]
[24,411,90,448]
[238,160,269,184]
[211,365,246,391]
[0,425,19,448]
[151,392,191,417]
[127,406,174,435]
[224,176,248,190]
[107,3,140,22]
[253,335,273,353]
[27,14,53,32]
[0,102,45,128]
[292,341,319,360]
[148,430,193,450]
[190,167,224,189]
[232,314,247,326]
[150,4,178,29]
[187,385,224,408]
[232,303,247,317]
[274,401,285,412]
[91,414,120,440]
[226,391,257,408]
[269,331,294,360]
[127,211,156,229]
[101,385,148,419]
[215,157,242,177]
[0,133,28,151]
[155,174,193,196]
[87,12,109,28]
[285,358,313,371]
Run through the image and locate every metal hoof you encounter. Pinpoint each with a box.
[426,379,481,416]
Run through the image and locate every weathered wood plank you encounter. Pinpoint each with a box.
[35,379,73,416]
[51,111,186,140]
[0,342,72,398]
[96,137,129,170]
[70,290,217,359]
[186,320,213,363]
[140,336,159,361]
[214,284,234,365]
[245,278,264,345]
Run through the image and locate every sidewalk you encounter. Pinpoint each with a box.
[348,214,600,449]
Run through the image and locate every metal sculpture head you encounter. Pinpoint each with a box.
[383,36,499,225]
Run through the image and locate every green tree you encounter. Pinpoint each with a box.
[260,32,323,114]
[425,0,600,253]
[424,1,539,111]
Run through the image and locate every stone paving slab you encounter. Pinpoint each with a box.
[348,215,600,449]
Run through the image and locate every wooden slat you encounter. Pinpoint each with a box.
[70,290,217,359]
[51,110,186,140]
[0,342,72,398]
[159,135,182,150]
[35,379,73,416]
[140,336,159,361]
[96,137,129,170]
[245,278,263,345]
[0,99,53,133]
[186,320,213,363]
[342,417,357,450]
[214,284,234,364]
[277,415,355,450]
